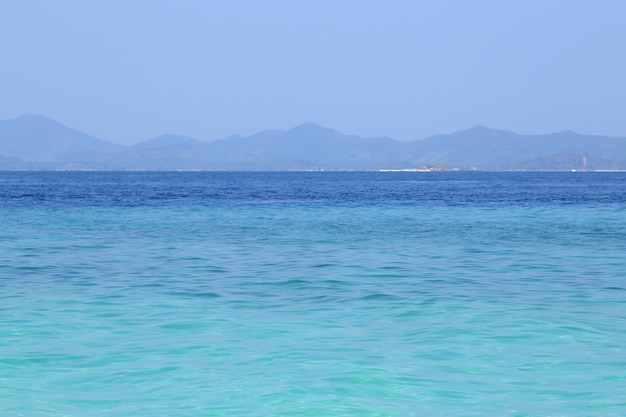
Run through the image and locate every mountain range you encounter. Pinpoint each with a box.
[1,114,625,171]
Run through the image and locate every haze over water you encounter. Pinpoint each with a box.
[1,171,625,416]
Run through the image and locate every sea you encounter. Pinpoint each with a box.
[1,171,625,417]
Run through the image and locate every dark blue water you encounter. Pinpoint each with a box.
[1,172,625,416]
[2,171,626,206]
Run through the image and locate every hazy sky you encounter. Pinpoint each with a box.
[2,0,625,144]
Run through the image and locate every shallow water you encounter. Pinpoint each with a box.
[1,172,625,416]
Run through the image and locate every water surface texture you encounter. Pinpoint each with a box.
[1,172,625,416]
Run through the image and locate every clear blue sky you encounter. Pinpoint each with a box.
[2,0,625,144]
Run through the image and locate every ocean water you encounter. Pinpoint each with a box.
[1,171,625,416]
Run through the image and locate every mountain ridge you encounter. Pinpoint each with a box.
[1,114,625,171]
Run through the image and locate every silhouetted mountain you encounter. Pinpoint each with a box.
[400,125,519,168]
[1,114,626,170]
[208,123,402,169]
[117,134,213,170]
[402,127,626,170]
[0,114,124,168]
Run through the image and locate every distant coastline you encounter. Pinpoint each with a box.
[2,114,626,172]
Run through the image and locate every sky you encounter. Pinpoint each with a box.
[2,0,626,144]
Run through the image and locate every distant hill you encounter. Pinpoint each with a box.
[402,126,626,170]
[206,123,403,170]
[0,114,124,169]
[1,114,626,170]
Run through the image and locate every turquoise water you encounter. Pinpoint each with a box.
[1,172,625,416]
